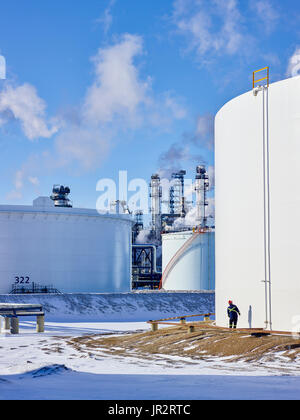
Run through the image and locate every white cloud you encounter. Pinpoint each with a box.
[28,176,39,186]
[84,34,150,126]
[251,0,279,34]
[6,169,39,201]
[6,189,22,201]
[7,33,188,199]
[194,114,215,150]
[0,83,59,140]
[0,55,6,80]
[6,33,150,196]
[96,0,116,35]
[164,92,187,120]
[149,91,187,129]
[15,170,24,191]
[54,126,110,170]
[171,0,246,59]
[286,47,300,78]
[52,34,154,172]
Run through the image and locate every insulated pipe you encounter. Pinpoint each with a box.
[257,85,272,331]
[262,87,269,329]
[266,87,272,330]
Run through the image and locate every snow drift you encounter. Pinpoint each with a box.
[0,291,214,322]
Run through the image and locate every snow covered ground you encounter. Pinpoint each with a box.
[0,292,300,400]
[0,291,214,322]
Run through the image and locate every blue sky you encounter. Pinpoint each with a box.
[0,0,299,213]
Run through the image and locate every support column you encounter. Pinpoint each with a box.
[36,315,45,333]
[151,323,158,332]
[4,317,10,331]
[10,317,19,335]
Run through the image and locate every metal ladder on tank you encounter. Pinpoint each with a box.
[159,229,205,290]
[253,67,272,331]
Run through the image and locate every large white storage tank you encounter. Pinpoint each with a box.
[215,75,300,332]
[161,230,215,291]
[0,197,133,294]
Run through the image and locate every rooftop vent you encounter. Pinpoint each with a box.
[50,185,72,208]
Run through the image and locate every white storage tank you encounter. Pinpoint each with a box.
[215,75,300,332]
[161,230,215,291]
[0,197,133,294]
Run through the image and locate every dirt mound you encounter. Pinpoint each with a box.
[69,323,300,365]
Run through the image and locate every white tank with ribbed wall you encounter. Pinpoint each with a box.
[215,75,300,332]
[0,197,133,294]
[161,230,215,291]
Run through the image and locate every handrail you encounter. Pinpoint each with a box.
[148,312,215,323]
[253,66,269,88]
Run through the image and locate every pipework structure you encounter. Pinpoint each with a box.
[149,166,212,238]
[133,166,214,291]
[150,174,162,240]
[170,170,186,218]
[195,166,209,228]
[132,244,161,289]
[132,210,144,243]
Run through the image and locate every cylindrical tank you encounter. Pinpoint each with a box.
[215,75,300,332]
[0,198,133,294]
[161,231,215,291]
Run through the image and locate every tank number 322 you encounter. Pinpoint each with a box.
[15,276,30,284]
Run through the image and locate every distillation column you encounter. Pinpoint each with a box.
[195,166,209,228]
[150,174,162,239]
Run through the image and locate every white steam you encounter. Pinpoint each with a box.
[0,83,59,140]
[287,47,300,78]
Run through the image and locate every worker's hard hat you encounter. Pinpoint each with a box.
[228,300,233,305]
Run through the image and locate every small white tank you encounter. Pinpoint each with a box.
[161,230,215,291]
